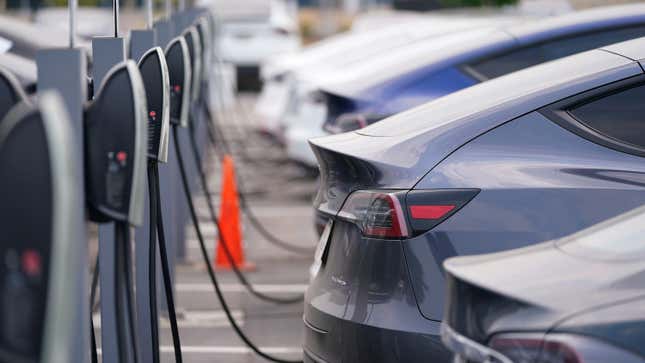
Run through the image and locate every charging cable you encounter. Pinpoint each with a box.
[200,99,316,256]
[151,161,184,363]
[173,126,304,363]
[187,116,304,304]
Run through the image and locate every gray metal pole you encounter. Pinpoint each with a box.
[68,0,76,48]
[96,1,131,361]
[36,0,88,361]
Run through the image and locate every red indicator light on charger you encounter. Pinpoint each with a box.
[149,111,156,118]
[22,250,41,277]
[409,205,455,220]
[173,85,181,92]
[116,151,127,162]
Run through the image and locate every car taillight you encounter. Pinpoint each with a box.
[338,191,409,239]
[337,189,479,239]
[489,333,645,363]
[406,189,479,236]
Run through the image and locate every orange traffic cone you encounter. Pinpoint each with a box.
[215,155,254,271]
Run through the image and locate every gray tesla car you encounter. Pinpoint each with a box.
[442,204,645,363]
[305,36,645,362]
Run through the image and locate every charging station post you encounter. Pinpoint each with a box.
[34,0,89,361]
[92,1,132,361]
[130,8,159,362]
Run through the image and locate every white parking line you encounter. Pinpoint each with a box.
[98,346,303,354]
[175,283,308,293]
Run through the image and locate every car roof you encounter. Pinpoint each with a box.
[308,27,512,97]
[359,47,640,139]
[602,35,645,62]
[264,14,518,79]
[311,4,645,98]
[0,15,90,59]
[311,45,642,182]
[506,3,645,43]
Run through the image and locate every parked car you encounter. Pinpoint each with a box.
[442,204,645,363]
[304,36,645,362]
[290,4,645,168]
[0,14,90,60]
[256,14,518,143]
[210,0,301,91]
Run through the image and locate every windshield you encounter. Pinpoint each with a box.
[557,204,645,261]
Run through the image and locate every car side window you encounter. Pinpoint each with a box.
[568,83,645,150]
[466,26,645,80]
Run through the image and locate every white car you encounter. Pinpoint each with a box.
[256,14,520,144]
[208,0,301,91]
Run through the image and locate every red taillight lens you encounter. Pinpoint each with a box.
[409,205,455,219]
[406,189,479,236]
[338,191,409,239]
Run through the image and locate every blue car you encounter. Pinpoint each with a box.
[312,4,645,134]
[442,204,645,363]
[305,36,645,362]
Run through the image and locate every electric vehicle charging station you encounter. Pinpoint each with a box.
[0,92,84,363]
[135,44,172,363]
[183,27,202,110]
[0,66,27,121]
[165,37,192,130]
[86,59,148,363]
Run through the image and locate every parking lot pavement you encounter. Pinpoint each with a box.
[96,93,318,362]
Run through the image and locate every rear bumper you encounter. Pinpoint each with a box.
[303,220,451,362]
[303,306,449,363]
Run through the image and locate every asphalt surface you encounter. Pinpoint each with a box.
[95,93,319,363]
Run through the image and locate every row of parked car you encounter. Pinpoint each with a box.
[259,4,645,363]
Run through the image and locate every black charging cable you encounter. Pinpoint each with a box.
[200,99,316,256]
[186,115,303,304]
[151,161,184,363]
[201,72,315,256]
[90,256,99,363]
[173,126,303,363]
[147,161,161,363]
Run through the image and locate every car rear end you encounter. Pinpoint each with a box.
[441,206,645,363]
[304,132,482,362]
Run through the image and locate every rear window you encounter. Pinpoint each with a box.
[568,82,645,150]
[467,26,645,80]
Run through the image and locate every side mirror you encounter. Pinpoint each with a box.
[84,60,147,226]
[0,66,28,122]
[164,36,192,128]
[0,92,82,363]
[138,47,171,162]
[182,26,202,105]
